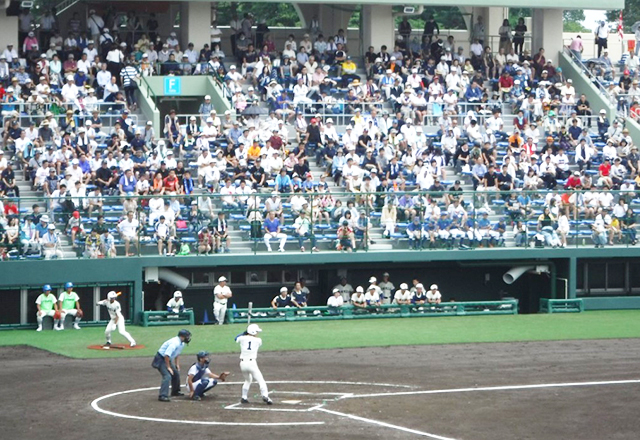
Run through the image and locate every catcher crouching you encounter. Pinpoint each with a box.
[187,351,230,401]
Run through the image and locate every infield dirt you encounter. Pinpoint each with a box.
[1,339,639,439]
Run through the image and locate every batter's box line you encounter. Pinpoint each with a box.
[224,402,325,412]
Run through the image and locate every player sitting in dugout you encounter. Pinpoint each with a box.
[167,290,185,313]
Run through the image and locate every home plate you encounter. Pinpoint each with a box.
[281,400,302,404]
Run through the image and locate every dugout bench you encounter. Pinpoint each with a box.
[139,310,195,327]
[539,299,584,314]
[226,300,519,324]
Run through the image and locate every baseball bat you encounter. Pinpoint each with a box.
[247,302,253,325]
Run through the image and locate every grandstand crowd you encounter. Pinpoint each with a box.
[0,8,639,259]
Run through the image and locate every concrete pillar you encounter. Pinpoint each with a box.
[362,5,394,52]
[0,9,18,48]
[485,7,508,50]
[181,2,212,52]
[532,9,563,61]
[295,4,319,30]
[318,5,356,39]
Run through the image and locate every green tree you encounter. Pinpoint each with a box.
[563,10,589,32]
[215,2,301,28]
[508,8,532,24]
[606,1,640,32]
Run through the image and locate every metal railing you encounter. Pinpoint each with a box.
[2,189,638,261]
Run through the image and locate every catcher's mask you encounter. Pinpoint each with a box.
[196,351,210,367]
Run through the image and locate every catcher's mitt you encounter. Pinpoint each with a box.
[53,310,61,320]
[76,309,83,318]
[218,372,230,382]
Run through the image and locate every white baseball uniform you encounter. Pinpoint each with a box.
[186,363,216,394]
[98,299,136,345]
[213,284,231,325]
[35,293,59,326]
[393,289,412,304]
[236,334,269,400]
[167,297,184,313]
[426,290,442,303]
[58,291,81,320]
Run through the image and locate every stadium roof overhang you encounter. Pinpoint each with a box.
[128,0,624,9]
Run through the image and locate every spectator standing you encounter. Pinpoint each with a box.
[87,9,105,43]
[569,35,584,61]
[498,19,512,53]
[120,62,140,110]
[595,21,608,58]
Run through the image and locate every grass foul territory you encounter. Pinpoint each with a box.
[1,311,639,359]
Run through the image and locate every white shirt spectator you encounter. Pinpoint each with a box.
[119,217,139,238]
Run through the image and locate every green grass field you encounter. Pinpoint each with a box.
[1,311,639,359]
[0,310,640,358]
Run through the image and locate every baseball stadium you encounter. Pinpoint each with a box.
[0,0,639,438]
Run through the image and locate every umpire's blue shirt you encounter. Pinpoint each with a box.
[158,336,185,360]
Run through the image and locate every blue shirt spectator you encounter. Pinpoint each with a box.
[264,216,281,233]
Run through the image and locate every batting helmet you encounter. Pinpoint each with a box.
[178,329,192,343]
[107,291,117,300]
[247,324,262,335]
[65,282,73,289]
[43,284,51,292]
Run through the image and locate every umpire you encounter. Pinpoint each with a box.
[153,329,191,402]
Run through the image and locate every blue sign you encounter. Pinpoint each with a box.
[164,77,182,96]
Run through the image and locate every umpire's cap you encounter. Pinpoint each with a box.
[178,329,192,343]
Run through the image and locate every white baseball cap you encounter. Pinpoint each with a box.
[247,324,262,335]
[369,276,377,283]
[332,288,340,294]
[280,286,288,292]
[430,284,438,290]
[356,286,364,293]
[400,283,408,290]
[204,95,211,100]
[416,283,424,290]
[218,276,227,282]
[174,291,182,298]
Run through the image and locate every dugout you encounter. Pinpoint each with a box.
[2,250,640,329]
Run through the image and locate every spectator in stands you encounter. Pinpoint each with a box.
[263,210,286,252]
[118,211,140,257]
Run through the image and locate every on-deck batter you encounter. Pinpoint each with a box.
[213,276,232,325]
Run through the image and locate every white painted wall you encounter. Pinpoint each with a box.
[0,9,18,48]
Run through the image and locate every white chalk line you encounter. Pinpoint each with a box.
[91,380,410,427]
[314,407,458,440]
[224,402,321,412]
[91,387,324,426]
[342,378,640,399]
